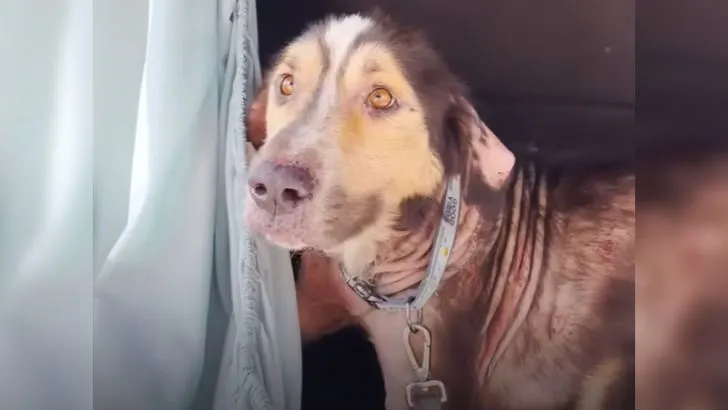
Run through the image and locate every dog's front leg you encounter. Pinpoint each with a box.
[362,311,418,410]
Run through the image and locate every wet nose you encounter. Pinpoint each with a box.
[248,161,314,213]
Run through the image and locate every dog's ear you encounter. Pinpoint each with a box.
[245,82,268,149]
[397,96,515,230]
[450,96,515,218]
[447,96,515,190]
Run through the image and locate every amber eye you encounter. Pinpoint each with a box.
[279,74,294,96]
[366,87,395,110]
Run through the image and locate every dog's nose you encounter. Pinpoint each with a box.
[248,161,313,213]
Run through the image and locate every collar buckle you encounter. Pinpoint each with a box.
[343,273,388,307]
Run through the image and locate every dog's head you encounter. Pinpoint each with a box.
[244,13,514,260]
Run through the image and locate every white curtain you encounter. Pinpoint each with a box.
[0,0,301,409]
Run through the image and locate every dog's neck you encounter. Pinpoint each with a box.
[340,147,522,304]
[358,162,550,399]
[365,185,487,298]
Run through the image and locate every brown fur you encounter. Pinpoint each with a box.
[245,13,634,410]
[294,252,360,343]
[245,78,268,149]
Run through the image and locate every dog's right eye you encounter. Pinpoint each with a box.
[279,74,294,96]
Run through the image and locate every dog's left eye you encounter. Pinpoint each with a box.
[366,87,395,110]
[279,74,295,96]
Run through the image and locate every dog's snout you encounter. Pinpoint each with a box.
[248,161,314,212]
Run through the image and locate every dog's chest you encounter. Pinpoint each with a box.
[361,308,446,410]
[359,285,592,410]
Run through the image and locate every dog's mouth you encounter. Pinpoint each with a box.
[243,195,319,250]
[243,188,384,255]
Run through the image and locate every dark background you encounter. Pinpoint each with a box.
[255,1,727,409]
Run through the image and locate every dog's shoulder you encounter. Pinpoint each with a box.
[551,168,635,223]
[551,168,635,408]
[498,166,636,409]
[548,168,635,273]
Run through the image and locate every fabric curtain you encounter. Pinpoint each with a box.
[0,1,92,409]
[0,0,301,409]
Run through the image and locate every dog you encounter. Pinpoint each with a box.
[243,12,635,410]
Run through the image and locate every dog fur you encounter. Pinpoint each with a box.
[244,13,634,410]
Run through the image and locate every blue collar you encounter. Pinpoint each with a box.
[339,175,462,311]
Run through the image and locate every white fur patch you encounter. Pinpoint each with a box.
[323,14,373,74]
[312,14,374,118]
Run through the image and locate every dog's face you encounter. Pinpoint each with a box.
[244,13,498,256]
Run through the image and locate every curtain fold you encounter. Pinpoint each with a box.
[213,0,302,408]
[92,0,221,406]
[0,1,93,409]
[1,0,301,408]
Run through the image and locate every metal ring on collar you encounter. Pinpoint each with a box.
[406,302,423,331]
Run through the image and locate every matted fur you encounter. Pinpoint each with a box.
[244,12,634,410]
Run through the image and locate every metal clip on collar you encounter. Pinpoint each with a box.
[403,306,447,409]
[403,322,430,382]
